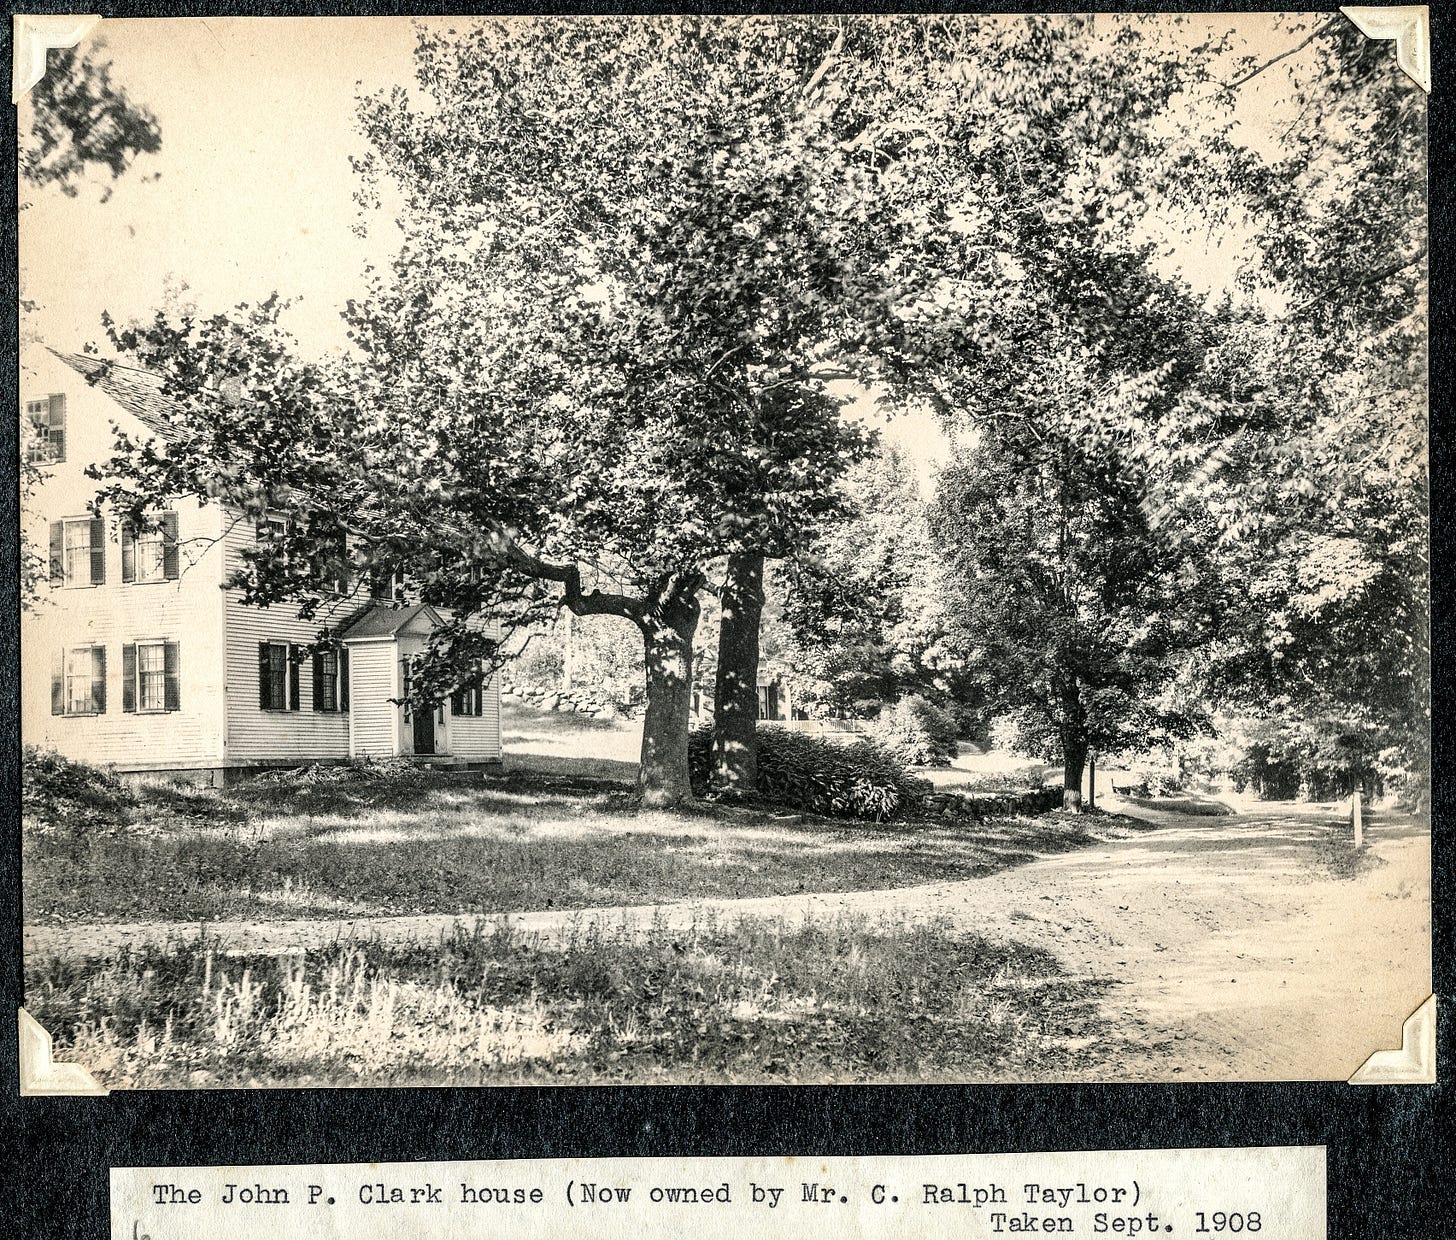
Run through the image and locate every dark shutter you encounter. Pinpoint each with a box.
[51,650,63,715]
[474,683,484,716]
[259,643,272,709]
[288,644,301,711]
[122,643,137,712]
[162,513,180,580]
[339,648,350,712]
[47,394,66,462]
[121,525,136,583]
[88,518,106,585]
[49,522,64,584]
[164,642,181,711]
[91,646,106,714]
[312,649,324,712]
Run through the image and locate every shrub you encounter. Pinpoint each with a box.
[688,725,922,821]
[869,694,960,766]
[22,746,133,838]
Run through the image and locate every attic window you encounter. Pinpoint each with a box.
[26,395,65,464]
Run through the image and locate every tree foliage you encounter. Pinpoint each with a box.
[20,43,161,199]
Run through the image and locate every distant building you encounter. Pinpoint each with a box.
[19,345,501,782]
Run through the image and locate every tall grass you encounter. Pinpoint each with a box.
[27,915,1109,1086]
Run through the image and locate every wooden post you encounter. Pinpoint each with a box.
[1087,751,1096,812]
[1352,780,1364,848]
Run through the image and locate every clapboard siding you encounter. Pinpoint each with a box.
[348,642,399,757]
[20,350,229,769]
[220,515,358,762]
[448,675,502,760]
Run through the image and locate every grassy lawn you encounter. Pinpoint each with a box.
[24,764,1113,925]
[24,913,1114,1086]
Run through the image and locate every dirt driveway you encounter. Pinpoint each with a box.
[24,800,1429,1082]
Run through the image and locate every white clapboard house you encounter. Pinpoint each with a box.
[19,345,502,782]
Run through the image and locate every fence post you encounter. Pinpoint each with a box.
[1352,780,1364,849]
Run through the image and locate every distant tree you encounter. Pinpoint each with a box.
[933,405,1219,810]
[779,446,966,717]
[19,42,161,199]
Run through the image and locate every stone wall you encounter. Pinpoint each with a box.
[918,786,1063,820]
[500,678,639,722]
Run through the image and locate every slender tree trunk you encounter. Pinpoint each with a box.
[1060,682,1088,812]
[711,552,764,793]
[636,586,701,808]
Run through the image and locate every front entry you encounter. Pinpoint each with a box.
[412,707,435,755]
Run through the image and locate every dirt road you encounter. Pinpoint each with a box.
[24,801,1429,1082]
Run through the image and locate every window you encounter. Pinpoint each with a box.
[122,641,181,713]
[26,394,65,464]
[312,646,349,712]
[258,642,300,711]
[122,513,179,583]
[371,567,407,602]
[451,673,485,717]
[258,515,289,543]
[52,646,106,716]
[50,517,105,587]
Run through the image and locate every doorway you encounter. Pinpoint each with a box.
[412,706,435,755]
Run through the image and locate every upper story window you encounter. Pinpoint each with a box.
[258,515,289,544]
[122,513,180,584]
[49,517,105,588]
[26,395,66,465]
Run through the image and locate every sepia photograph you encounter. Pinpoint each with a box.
[15,11,1430,1089]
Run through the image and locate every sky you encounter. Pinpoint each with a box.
[18,13,1331,488]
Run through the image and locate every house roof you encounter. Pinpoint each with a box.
[49,348,182,441]
[340,602,442,641]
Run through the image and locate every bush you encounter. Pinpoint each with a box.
[869,694,960,766]
[22,746,132,838]
[688,725,922,822]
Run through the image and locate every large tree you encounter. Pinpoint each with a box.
[96,17,904,806]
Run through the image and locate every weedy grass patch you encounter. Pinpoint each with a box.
[26,914,1112,1086]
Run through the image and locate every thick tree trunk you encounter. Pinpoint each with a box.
[711,552,764,793]
[636,587,701,808]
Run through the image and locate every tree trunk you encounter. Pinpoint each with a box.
[636,586,701,808]
[1060,685,1088,812]
[711,552,764,793]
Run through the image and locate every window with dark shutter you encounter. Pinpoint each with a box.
[62,646,107,714]
[339,648,350,712]
[312,647,341,713]
[259,642,291,711]
[25,394,65,464]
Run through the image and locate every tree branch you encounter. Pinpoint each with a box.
[1219,16,1344,96]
